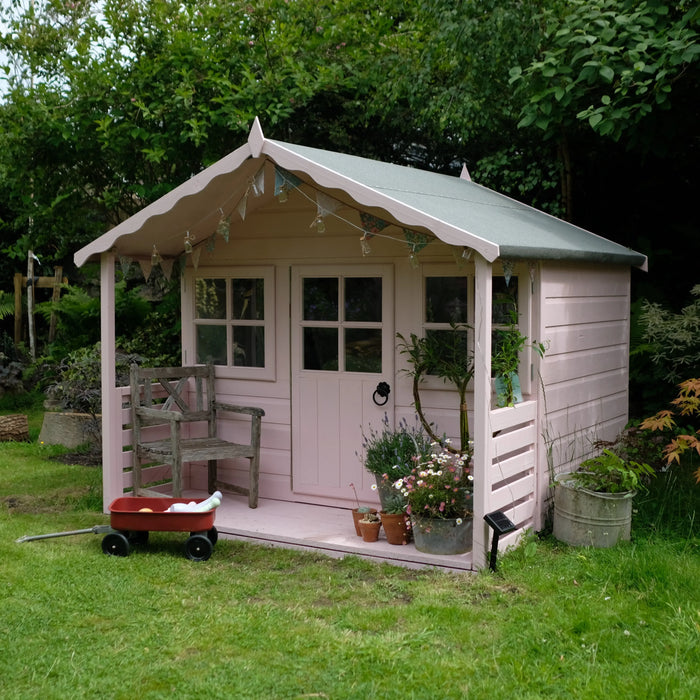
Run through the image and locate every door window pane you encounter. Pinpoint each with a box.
[345,277,382,322]
[196,325,227,365]
[233,327,265,367]
[425,277,468,323]
[195,279,226,319]
[345,328,382,373]
[303,278,338,321]
[303,327,338,370]
[232,278,264,320]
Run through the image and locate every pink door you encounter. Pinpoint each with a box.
[291,265,394,505]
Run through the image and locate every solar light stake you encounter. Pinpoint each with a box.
[484,510,517,572]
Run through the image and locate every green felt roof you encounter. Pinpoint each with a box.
[270,140,647,268]
[76,118,647,269]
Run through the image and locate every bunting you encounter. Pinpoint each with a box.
[502,259,514,286]
[404,229,429,254]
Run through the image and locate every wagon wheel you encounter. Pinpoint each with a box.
[191,527,218,547]
[207,527,218,546]
[128,530,149,545]
[184,534,213,561]
[102,532,131,557]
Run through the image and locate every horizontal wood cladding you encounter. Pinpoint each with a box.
[539,263,632,476]
[541,345,628,384]
[543,296,629,327]
[545,321,627,355]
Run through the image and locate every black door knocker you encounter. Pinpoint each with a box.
[373,381,391,406]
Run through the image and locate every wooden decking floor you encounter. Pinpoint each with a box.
[184,490,475,573]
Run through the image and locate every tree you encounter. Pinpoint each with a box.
[509,0,699,219]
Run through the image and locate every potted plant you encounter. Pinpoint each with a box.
[553,448,655,547]
[349,482,377,537]
[397,443,474,555]
[358,511,382,542]
[378,477,412,545]
[492,307,546,408]
[360,414,432,511]
[397,324,474,458]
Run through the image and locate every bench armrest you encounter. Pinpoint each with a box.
[214,402,265,418]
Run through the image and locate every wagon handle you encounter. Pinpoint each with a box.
[15,525,114,543]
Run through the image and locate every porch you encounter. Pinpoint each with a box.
[193,489,476,573]
[104,381,539,571]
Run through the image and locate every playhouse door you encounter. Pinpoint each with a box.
[291,265,394,504]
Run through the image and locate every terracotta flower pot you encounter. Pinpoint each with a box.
[358,519,382,542]
[380,511,411,545]
[351,508,377,536]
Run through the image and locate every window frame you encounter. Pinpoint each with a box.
[188,266,276,381]
[419,263,534,398]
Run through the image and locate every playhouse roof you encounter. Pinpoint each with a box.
[75,118,647,269]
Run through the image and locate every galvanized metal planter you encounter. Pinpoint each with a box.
[553,473,635,548]
[411,515,473,555]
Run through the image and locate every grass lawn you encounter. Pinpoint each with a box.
[1,413,698,699]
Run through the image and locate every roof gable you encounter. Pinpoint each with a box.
[75,118,647,269]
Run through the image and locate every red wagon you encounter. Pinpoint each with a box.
[103,497,219,561]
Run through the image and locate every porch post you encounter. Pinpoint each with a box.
[100,252,120,511]
[472,253,493,569]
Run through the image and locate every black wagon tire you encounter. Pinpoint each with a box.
[184,534,213,561]
[102,532,131,557]
[207,527,218,546]
[190,527,218,546]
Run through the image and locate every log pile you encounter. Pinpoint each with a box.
[0,414,30,442]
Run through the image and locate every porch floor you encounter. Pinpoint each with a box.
[183,490,475,573]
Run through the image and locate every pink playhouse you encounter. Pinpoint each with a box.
[75,118,647,570]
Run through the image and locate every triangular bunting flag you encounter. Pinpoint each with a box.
[274,166,302,196]
[502,259,514,286]
[192,247,202,270]
[404,229,430,254]
[237,195,247,221]
[118,255,132,278]
[206,234,216,253]
[359,212,389,236]
[249,167,265,197]
[138,259,153,281]
[160,258,174,281]
[316,192,341,218]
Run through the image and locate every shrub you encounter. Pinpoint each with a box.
[640,378,700,484]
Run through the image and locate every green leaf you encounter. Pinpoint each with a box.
[599,64,615,82]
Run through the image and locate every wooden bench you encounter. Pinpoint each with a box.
[130,364,264,507]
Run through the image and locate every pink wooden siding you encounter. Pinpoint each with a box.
[539,263,631,478]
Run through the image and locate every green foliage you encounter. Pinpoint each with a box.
[397,324,473,454]
[360,413,432,480]
[570,448,655,493]
[46,343,141,416]
[0,290,14,320]
[510,0,699,146]
[492,307,546,407]
[637,284,700,384]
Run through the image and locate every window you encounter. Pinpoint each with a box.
[491,275,520,365]
[301,275,383,373]
[421,267,532,395]
[423,274,471,375]
[192,267,274,377]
